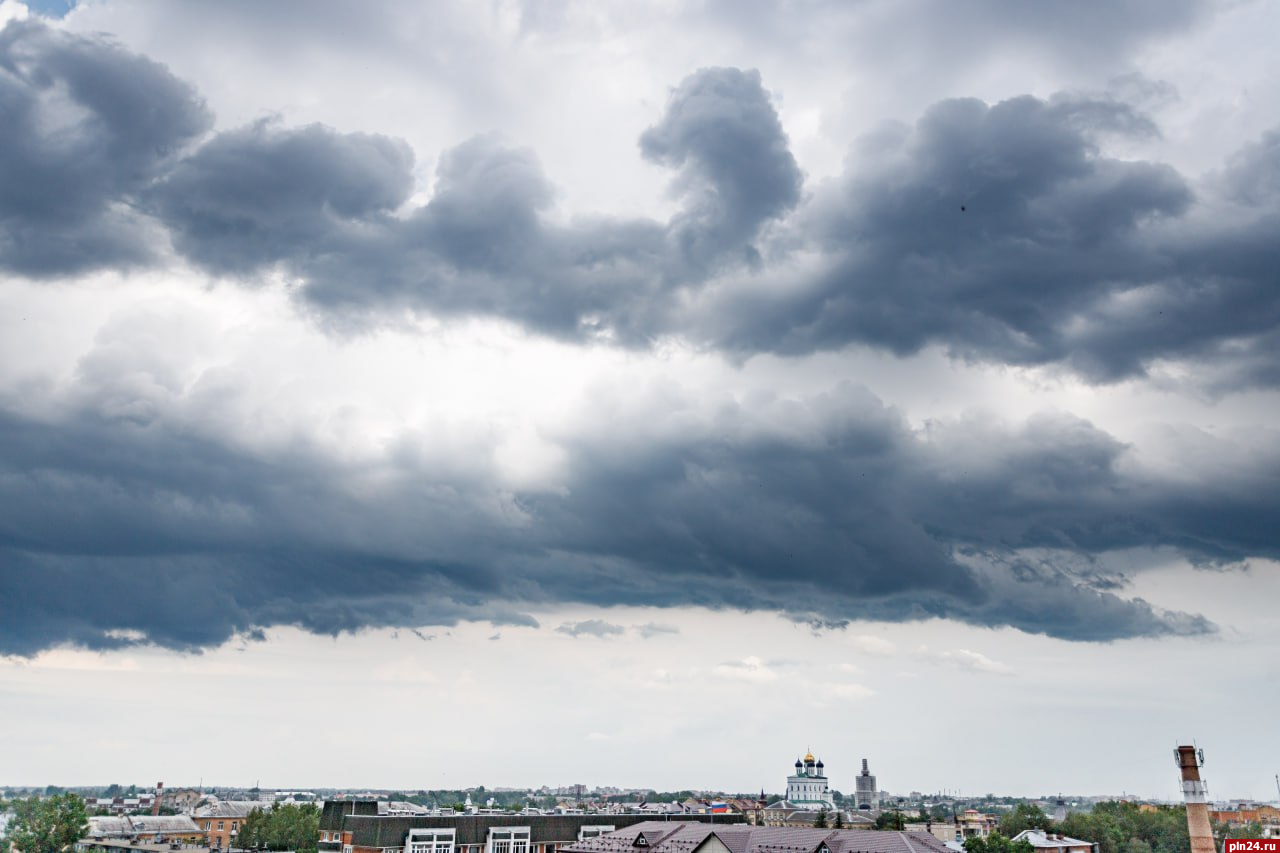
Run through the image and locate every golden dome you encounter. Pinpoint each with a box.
[804,750,816,763]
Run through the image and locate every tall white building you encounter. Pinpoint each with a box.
[785,750,835,810]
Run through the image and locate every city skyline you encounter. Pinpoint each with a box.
[1,0,1277,803]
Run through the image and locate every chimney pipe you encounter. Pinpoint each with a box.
[152,783,163,816]
[1175,746,1214,853]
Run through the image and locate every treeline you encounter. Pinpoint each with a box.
[1060,802,1191,853]
[0,793,90,853]
[970,801,1194,853]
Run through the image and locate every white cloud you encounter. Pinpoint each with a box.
[926,648,1016,676]
[715,656,778,683]
[821,682,876,701]
[0,0,29,26]
[849,635,897,656]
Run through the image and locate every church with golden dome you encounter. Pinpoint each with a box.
[784,749,835,810]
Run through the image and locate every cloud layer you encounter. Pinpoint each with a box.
[5,367,1273,655]
[2,14,1278,657]
[2,19,1279,388]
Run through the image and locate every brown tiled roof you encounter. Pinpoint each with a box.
[338,813,740,848]
[564,824,953,853]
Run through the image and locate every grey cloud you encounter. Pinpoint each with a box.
[1222,130,1280,206]
[161,70,795,342]
[151,120,414,275]
[555,619,625,639]
[4,18,1278,390]
[712,94,1192,373]
[640,67,802,272]
[4,374,1271,655]
[788,615,851,634]
[0,18,211,275]
[697,0,1207,70]
[635,622,680,639]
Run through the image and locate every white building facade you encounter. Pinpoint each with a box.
[785,751,835,810]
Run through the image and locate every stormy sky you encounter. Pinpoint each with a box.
[1,0,1278,799]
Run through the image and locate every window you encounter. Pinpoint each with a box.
[218,823,225,832]
[487,828,530,853]
[409,829,456,853]
[233,823,239,831]
[578,827,615,842]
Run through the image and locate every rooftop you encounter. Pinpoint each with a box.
[565,821,952,853]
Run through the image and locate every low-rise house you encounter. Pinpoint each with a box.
[194,801,274,851]
[1010,830,1093,853]
[90,798,158,816]
[162,790,206,815]
[1210,806,1280,826]
[84,815,205,845]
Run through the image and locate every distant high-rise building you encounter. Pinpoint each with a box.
[855,758,878,811]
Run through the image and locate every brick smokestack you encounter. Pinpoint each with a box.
[1176,746,1214,853]
[152,782,163,816]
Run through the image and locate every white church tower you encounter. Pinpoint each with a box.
[785,749,835,810]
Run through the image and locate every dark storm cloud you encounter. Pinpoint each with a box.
[639,67,803,271]
[3,14,1278,388]
[152,120,414,274]
[6,375,1274,656]
[0,19,211,275]
[155,69,796,341]
[710,94,1191,373]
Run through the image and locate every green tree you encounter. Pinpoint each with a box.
[6,794,90,853]
[815,808,829,829]
[875,812,906,831]
[833,811,845,830]
[237,803,319,853]
[1060,802,1190,853]
[238,807,270,850]
[963,832,1034,853]
[999,804,1052,838]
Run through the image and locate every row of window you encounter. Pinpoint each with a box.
[202,822,240,832]
[350,825,618,853]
